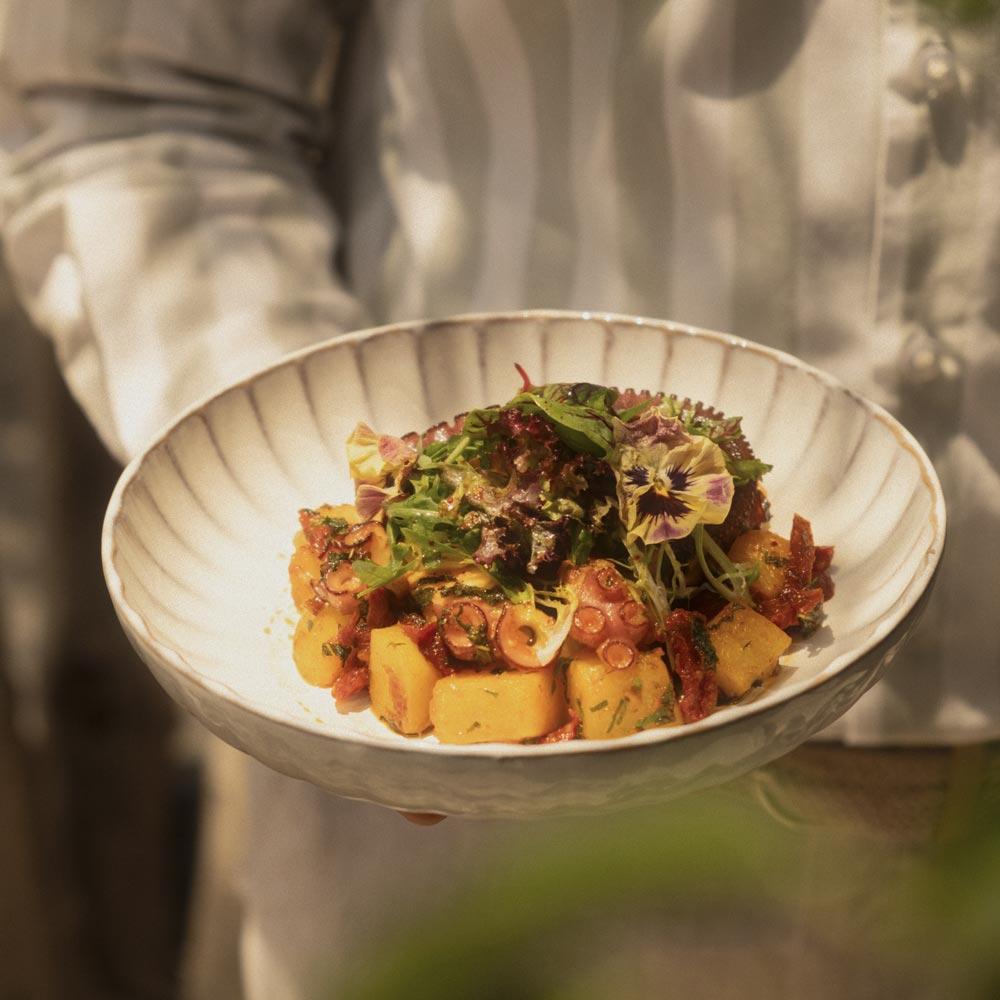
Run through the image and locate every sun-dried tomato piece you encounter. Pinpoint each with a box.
[663,609,718,723]
[536,708,581,744]
[756,514,828,630]
[813,545,836,601]
[332,666,369,701]
[397,614,436,646]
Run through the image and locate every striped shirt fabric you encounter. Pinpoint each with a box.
[2,0,998,749]
[2,4,1000,997]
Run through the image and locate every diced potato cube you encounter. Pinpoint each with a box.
[707,604,792,698]
[369,625,441,735]
[288,544,322,612]
[316,502,364,525]
[429,668,567,744]
[567,648,675,740]
[727,530,792,600]
[292,604,354,687]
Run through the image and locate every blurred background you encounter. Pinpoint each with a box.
[3,256,1000,1000]
[1,269,191,1000]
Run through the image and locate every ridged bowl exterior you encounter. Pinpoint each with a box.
[102,312,945,818]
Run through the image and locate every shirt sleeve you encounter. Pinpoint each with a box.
[0,0,370,462]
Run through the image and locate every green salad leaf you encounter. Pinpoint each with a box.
[348,372,772,623]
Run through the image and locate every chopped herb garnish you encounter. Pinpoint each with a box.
[636,687,676,730]
[320,642,351,660]
[636,707,670,730]
[690,615,719,672]
[441,582,505,604]
[607,697,629,733]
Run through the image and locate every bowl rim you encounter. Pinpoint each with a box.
[101,309,947,762]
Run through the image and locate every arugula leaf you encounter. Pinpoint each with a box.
[488,567,535,604]
[507,383,618,457]
[726,457,773,485]
[615,396,659,422]
[561,382,619,410]
[568,523,595,565]
[352,543,415,589]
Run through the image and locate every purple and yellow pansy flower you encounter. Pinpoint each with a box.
[612,410,734,544]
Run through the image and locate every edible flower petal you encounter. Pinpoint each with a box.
[614,408,690,451]
[346,422,416,487]
[355,483,396,521]
[615,433,734,544]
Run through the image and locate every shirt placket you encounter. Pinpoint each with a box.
[875,0,968,428]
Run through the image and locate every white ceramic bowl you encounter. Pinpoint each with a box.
[102,312,945,818]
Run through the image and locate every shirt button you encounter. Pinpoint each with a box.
[917,40,959,102]
[898,325,963,408]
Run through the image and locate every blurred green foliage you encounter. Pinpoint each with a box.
[923,0,999,23]
[893,756,1000,1000]
[331,790,808,1000]
[328,749,1000,1000]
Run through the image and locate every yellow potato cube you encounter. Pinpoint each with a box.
[567,648,675,740]
[429,668,567,744]
[707,604,792,698]
[315,502,363,525]
[369,625,442,735]
[727,530,792,600]
[292,604,353,687]
[288,543,322,612]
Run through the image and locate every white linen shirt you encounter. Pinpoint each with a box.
[2,2,999,995]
